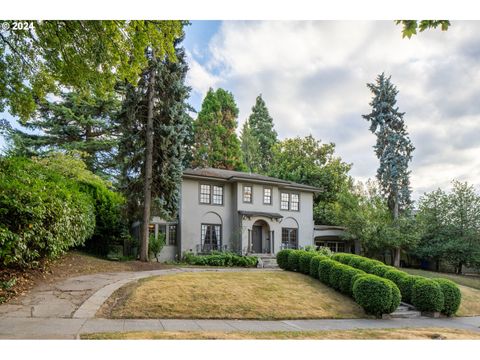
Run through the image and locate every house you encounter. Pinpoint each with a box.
[132,168,354,261]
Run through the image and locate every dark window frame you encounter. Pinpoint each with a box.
[200,223,222,252]
[243,184,253,203]
[281,227,298,249]
[199,183,224,206]
[263,187,272,205]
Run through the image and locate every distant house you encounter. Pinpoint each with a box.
[132,168,356,261]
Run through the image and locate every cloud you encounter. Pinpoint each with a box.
[187,20,480,202]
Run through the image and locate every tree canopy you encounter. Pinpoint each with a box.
[396,20,450,39]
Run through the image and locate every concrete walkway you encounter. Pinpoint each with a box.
[1,267,480,339]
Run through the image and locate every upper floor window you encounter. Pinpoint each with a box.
[280,192,290,210]
[200,184,211,204]
[263,187,272,205]
[200,184,224,205]
[243,185,253,203]
[280,192,300,211]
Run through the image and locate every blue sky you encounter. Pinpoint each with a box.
[3,21,480,201]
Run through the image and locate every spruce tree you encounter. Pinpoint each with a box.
[247,94,278,173]
[240,120,261,173]
[363,73,415,266]
[192,88,245,170]
[2,92,120,178]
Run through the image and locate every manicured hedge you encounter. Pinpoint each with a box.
[435,278,462,316]
[183,252,258,267]
[287,251,301,271]
[329,263,350,291]
[353,275,401,316]
[299,251,317,275]
[310,255,328,278]
[411,278,445,313]
[276,249,293,270]
[371,265,395,278]
[339,267,366,296]
[318,259,337,285]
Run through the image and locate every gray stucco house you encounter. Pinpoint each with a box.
[133,168,354,262]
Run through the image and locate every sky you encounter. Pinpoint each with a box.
[181,20,480,201]
[2,20,480,202]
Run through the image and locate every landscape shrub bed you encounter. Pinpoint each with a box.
[182,251,258,267]
[332,252,461,316]
[277,249,400,316]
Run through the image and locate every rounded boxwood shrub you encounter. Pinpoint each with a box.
[371,265,395,277]
[383,269,409,300]
[310,255,328,278]
[299,251,316,275]
[287,251,301,272]
[329,263,349,291]
[318,259,337,285]
[388,282,402,313]
[399,275,423,304]
[352,275,399,316]
[357,259,378,273]
[411,278,445,313]
[339,267,366,295]
[435,278,461,316]
[347,256,365,268]
[276,249,293,270]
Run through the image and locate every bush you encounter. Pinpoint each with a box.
[318,259,337,285]
[329,263,350,291]
[317,246,333,257]
[357,259,378,273]
[411,278,445,313]
[310,255,328,278]
[299,251,317,275]
[347,256,365,268]
[149,233,165,262]
[435,279,461,316]
[398,275,423,304]
[383,270,409,301]
[339,267,366,295]
[287,251,301,272]
[276,249,293,270]
[353,275,400,316]
[182,252,257,267]
[370,265,395,277]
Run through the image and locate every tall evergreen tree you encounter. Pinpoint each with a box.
[240,120,262,173]
[1,92,120,178]
[363,73,415,266]
[192,88,244,170]
[246,94,278,173]
[117,36,192,260]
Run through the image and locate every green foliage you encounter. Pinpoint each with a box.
[276,249,292,270]
[0,20,184,121]
[149,233,166,262]
[370,265,395,278]
[353,275,400,316]
[339,267,365,296]
[434,279,461,316]
[192,88,245,171]
[411,278,445,312]
[0,156,97,267]
[240,120,262,173]
[287,251,301,272]
[398,275,422,304]
[329,263,350,291]
[396,20,450,39]
[182,252,257,267]
[243,94,278,174]
[318,259,337,285]
[268,135,351,225]
[309,255,328,278]
[299,251,316,275]
[317,246,333,257]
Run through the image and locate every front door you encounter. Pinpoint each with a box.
[252,225,262,253]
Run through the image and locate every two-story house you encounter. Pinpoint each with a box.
[132,167,323,262]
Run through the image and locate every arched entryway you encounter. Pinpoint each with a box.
[251,220,271,254]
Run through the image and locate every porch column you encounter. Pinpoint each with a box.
[271,231,274,255]
[247,229,251,254]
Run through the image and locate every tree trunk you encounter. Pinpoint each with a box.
[393,191,401,267]
[140,64,156,262]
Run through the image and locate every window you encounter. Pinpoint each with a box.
[243,185,252,203]
[201,224,222,252]
[200,184,211,204]
[263,187,272,204]
[212,185,224,205]
[281,228,298,249]
[280,192,290,210]
[168,225,177,246]
[290,193,299,211]
[200,184,223,205]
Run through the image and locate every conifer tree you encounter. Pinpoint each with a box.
[246,94,278,173]
[192,88,245,170]
[240,120,261,173]
[363,73,415,266]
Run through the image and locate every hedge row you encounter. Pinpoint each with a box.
[182,251,258,267]
[277,249,400,317]
[331,253,461,316]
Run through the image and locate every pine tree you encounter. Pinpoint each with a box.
[247,94,278,173]
[363,73,415,266]
[2,92,120,178]
[240,120,261,173]
[192,88,245,170]
[117,37,192,260]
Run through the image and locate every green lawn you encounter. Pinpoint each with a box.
[402,268,480,290]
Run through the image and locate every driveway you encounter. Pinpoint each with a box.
[1,267,480,339]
